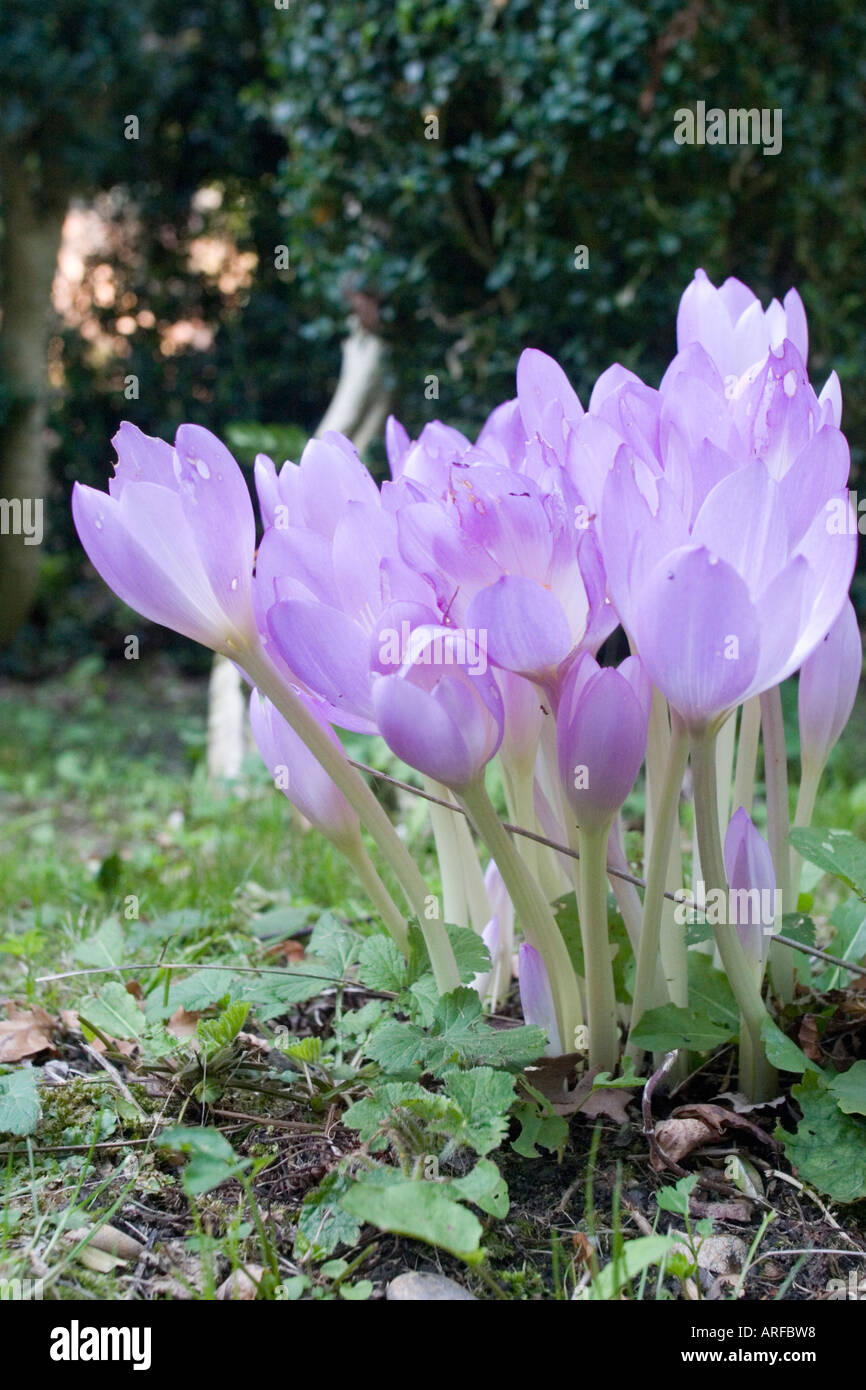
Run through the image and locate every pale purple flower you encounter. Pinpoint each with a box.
[572,340,857,732]
[798,598,862,776]
[677,268,808,379]
[372,625,504,790]
[257,434,441,732]
[723,808,777,967]
[557,653,652,832]
[72,423,257,654]
[249,689,359,851]
[518,942,562,1056]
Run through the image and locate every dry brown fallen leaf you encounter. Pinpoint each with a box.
[526,1058,636,1121]
[263,939,305,962]
[0,1004,57,1061]
[652,1102,778,1169]
[166,1007,201,1040]
[797,1013,823,1063]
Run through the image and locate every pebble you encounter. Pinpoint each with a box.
[386,1272,477,1301]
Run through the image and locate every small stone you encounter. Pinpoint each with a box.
[386,1272,476,1301]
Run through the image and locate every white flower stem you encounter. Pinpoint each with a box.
[759,686,794,1003]
[732,696,761,817]
[344,839,410,956]
[627,717,689,1061]
[574,822,620,1073]
[243,648,461,993]
[460,777,583,1051]
[791,760,822,903]
[425,779,469,930]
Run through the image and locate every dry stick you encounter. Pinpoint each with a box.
[351,757,866,982]
[37,935,866,998]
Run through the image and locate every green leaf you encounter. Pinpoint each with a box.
[827,1060,866,1116]
[197,1001,249,1057]
[630,1004,733,1052]
[577,1235,676,1300]
[656,1174,698,1216]
[366,990,547,1075]
[238,963,333,1020]
[75,916,124,969]
[296,1171,361,1257]
[552,893,584,974]
[449,1158,509,1218]
[340,1173,484,1262]
[159,1124,236,1160]
[343,1082,452,1150]
[0,1068,40,1135]
[780,912,816,946]
[152,969,236,1018]
[309,911,360,975]
[340,1279,373,1300]
[444,923,491,983]
[279,1035,323,1064]
[158,1125,247,1196]
[777,1071,866,1203]
[79,982,146,1040]
[760,1015,819,1075]
[818,899,866,990]
[789,828,866,901]
[511,1081,569,1159]
[358,936,407,993]
[687,953,739,1033]
[442,1067,516,1155]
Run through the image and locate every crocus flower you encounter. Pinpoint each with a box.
[556,653,652,832]
[478,861,516,1010]
[578,341,857,733]
[372,625,504,790]
[676,268,841,425]
[723,808,777,969]
[518,942,562,1056]
[72,422,257,655]
[257,434,441,732]
[249,689,359,852]
[798,598,862,778]
[677,268,808,379]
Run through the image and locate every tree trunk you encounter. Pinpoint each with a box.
[0,154,67,647]
[316,313,390,453]
[206,316,390,780]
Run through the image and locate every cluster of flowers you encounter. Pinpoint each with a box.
[73,270,861,1100]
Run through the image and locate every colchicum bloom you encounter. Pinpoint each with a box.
[797,598,862,778]
[676,267,841,422]
[517,943,562,1057]
[372,626,504,790]
[249,689,359,852]
[72,423,258,655]
[723,808,777,970]
[69,266,860,1100]
[556,653,652,832]
[581,341,856,732]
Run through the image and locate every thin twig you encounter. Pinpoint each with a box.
[351,757,866,980]
[641,1050,683,1175]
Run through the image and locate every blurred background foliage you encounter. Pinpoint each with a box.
[1,0,864,676]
